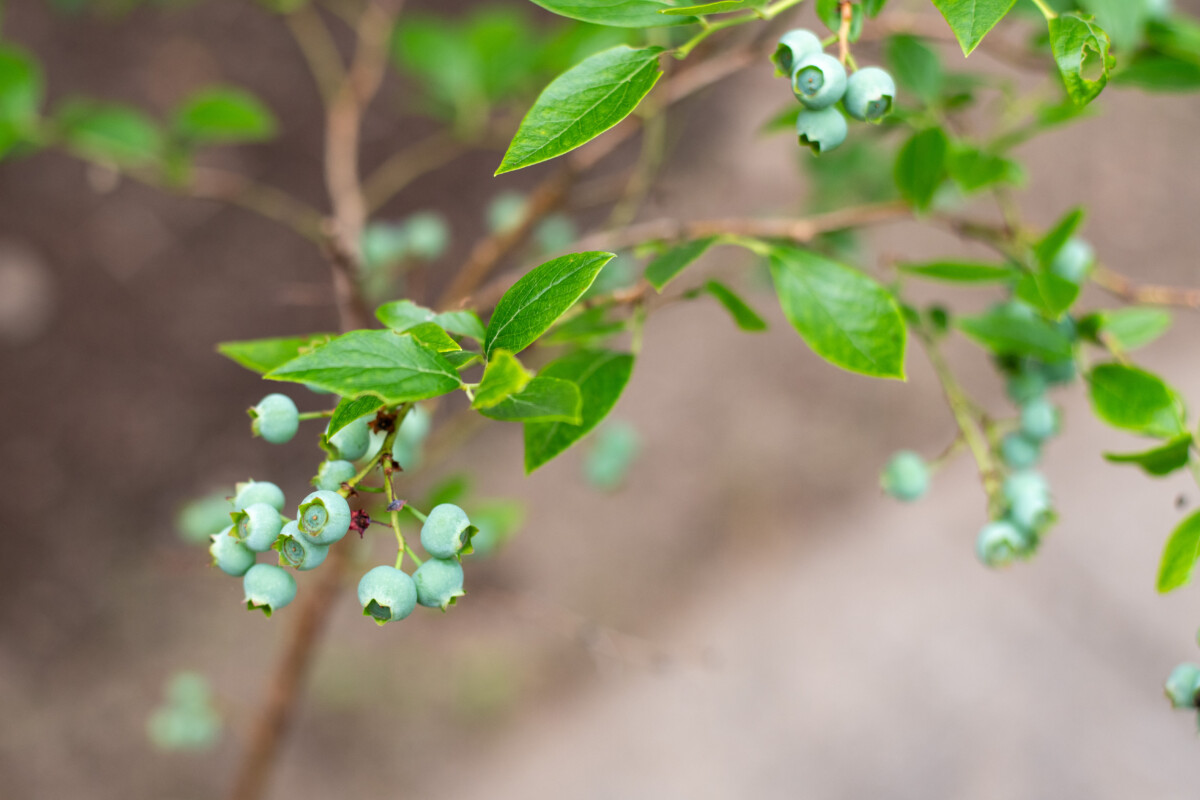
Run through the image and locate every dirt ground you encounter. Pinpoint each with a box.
[3,1,1200,798]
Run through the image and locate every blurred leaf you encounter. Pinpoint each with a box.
[1033,206,1084,268]
[886,34,943,102]
[899,260,1020,283]
[947,144,1024,192]
[217,334,334,374]
[702,280,768,331]
[1115,53,1200,91]
[816,0,864,39]
[1157,509,1200,592]
[543,305,627,345]
[1014,270,1080,317]
[173,86,276,144]
[1105,434,1192,477]
[583,420,640,490]
[1092,307,1172,350]
[56,99,163,165]
[956,305,1074,360]
[1087,362,1186,438]
[0,44,42,156]
[467,499,525,556]
[1077,0,1149,53]
[894,127,948,212]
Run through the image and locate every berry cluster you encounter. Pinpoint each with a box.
[1164,662,1200,724]
[773,29,895,155]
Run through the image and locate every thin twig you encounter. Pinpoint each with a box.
[362,132,468,212]
[189,167,326,240]
[1091,266,1200,310]
[284,5,346,105]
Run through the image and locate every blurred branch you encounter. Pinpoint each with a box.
[189,166,325,240]
[362,131,468,212]
[284,5,346,105]
[1091,266,1200,310]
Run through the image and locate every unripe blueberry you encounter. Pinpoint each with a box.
[1004,470,1052,530]
[391,405,432,470]
[210,526,255,577]
[327,414,372,461]
[880,450,929,502]
[421,503,476,558]
[792,53,848,109]
[314,459,356,492]
[404,212,450,261]
[1020,397,1059,441]
[233,480,285,513]
[1000,433,1041,470]
[231,502,283,552]
[975,520,1030,568]
[843,66,895,122]
[276,521,329,571]
[357,565,418,624]
[414,557,465,610]
[1165,662,1200,708]
[1005,370,1047,405]
[243,563,297,617]
[1003,470,1050,506]
[1051,237,1094,285]
[795,106,848,154]
[296,490,352,545]
[1037,358,1077,386]
[250,394,299,445]
[773,28,823,76]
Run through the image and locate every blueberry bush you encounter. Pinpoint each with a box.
[8,0,1200,795]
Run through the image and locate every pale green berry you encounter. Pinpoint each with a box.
[249,394,299,445]
[327,414,372,461]
[880,450,929,502]
[1005,371,1047,405]
[314,459,356,492]
[421,503,476,559]
[1004,470,1052,531]
[1000,433,1041,470]
[792,53,848,110]
[976,520,1030,568]
[534,214,577,254]
[391,405,432,470]
[795,106,847,154]
[276,521,329,571]
[231,502,283,552]
[414,557,465,610]
[1147,0,1173,19]
[843,66,895,122]
[233,480,285,512]
[404,212,450,261]
[210,526,255,577]
[1165,663,1200,708]
[1037,358,1077,385]
[773,28,823,76]
[1051,237,1094,284]
[487,191,527,234]
[357,565,418,624]
[243,563,297,616]
[1020,397,1059,441]
[297,490,351,545]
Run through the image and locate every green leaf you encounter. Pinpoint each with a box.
[173,87,276,144]
[894,127,949,212]
[473,350,533,409]
[1049,12,1114,106]
[947,145,1024,192]
[1115,53,1200,92]
[767,245,907,379]
[217,334,335,374]
[644,236,718,292]
[485,251,614,357]
[898,260,1020,284]
[1105,434,1192,478]
[1094,307,1172,351]
[479,376,583,423]
[1014,271,1081,317]
[702,280,767,332]
[0,45,42,139]
[1077,0,1147,53]
[327,395,385,437]
[404,322,462,353]
[1033,206,1084,268]
[1157,510,1200,593]
[267,330,462,404]
[496,45,663,174]
[529,0,696,26]
[377,299,485,342]
[524,349,635,472]
[543,305,627,345]
[886,34,943,102]
[435,310,486,341]
[56,100,163,165]
[864,0,889,16]
[1087,362,1185,438]
[816,0,864,39]
[931,0,1018,55]
[956,305,1074,360]
[445,350,484,370]
[660,0,761,14]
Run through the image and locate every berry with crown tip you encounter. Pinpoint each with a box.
[327,414,371,461]
[1000,433,1041,470]
[421,503,477,558]
[296,490,352,545]
[210,526,255,577]
[233,480,285,512]
[1020,397,1059,441]
[230,502,283,552]
[1050,237,1095,284]
[843,66,895,122]
[795,106,847,154]
[314,460,356,492]
[275,521,329,571]
[357,565,418,624]
[243,563,296,616]
[249,394,298,445]
[414,557,465,610]
[1165,663,1200,708]
[772,28,823,76]
[1003,470,1052,531]
[792,53,848,110]
[880,450,929,502]
[975,520,1030,567]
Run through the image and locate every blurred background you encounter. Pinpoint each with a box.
[3,0,1200,797]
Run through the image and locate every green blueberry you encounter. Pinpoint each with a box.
[276,520,329,571]
[297,490,352,545]
[975,520,1030,568]
[1005,370,1047,406]
[392,404,432,470]
[1004,470,1052,530]
[534,214,578,254]
[792,53,848,110]
[414,557,465,611]
[880,450,929,502]
[772,28,823,76]
[314,459,356,492]
[1035,357,1077,386]
[249,394,299,445]
[795,106,848,154]
[1000,433,1041,470]
[1051,237,1094,284]
[843,66,895,122]
[243,563,297,617]
[1020,397,1059,441]
[487,191,527,234]
[1004,470,1049,505]
[231,502,283,552]
[421,503,477,559]
[1165,662,1200,709]
[403,211,450,261]
[233,480,285,512]
[357,565,418,624]
[327,414,372,461]
[210,526,256,577]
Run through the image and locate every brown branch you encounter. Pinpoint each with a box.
[362,132,469,212]
[189,167,326,240]
[283,5,346,105]
[1091,266,1200,310]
